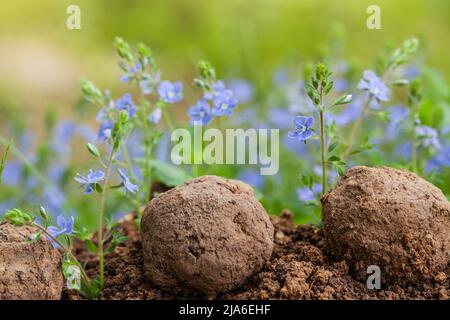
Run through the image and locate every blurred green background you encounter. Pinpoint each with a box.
[0,0,449,227]
[0,0,448,123]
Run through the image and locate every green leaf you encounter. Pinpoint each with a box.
[95,183,103,194]
[86,143,100,158]
[327,142,339,154]
[331,94,352,107]
[85,239,97,254]
[3,208,35,226]
[328,155,341,162]
[0,139,12,184]
[391,79,409,87]
[27,231,42,243]
[150,159,192,187]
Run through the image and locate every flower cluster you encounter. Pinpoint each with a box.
[188,61,238,126]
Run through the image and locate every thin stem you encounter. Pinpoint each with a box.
[32,223,91,287]
[97,147,115,287]
[140,101,152,204]
[343,98,370,160]
[319,111,326,195]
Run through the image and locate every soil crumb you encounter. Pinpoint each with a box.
[63,211,449,300]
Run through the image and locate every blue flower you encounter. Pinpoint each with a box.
[118,168,139,194]
[268,108,292,129]
[47,215,74,248]
[388,105,409,125]
[74,169,105,194]
[417,125,441,150]
[227,79,254,104]
[149,108,162,124]
[188,99,212,126]
[357,70,389,102]
[211,90,238,117]
[157,81,183,103]
[140,80,152,95]
[120,62,141,83]
[98,121,114,142]
[115,93,136,118]
[426,146,450,173]
[238,169,264,189]
[288,116,314,142]
[296,183,322,202]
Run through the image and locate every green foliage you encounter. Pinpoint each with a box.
[0,139,11,184]
[3,208,35,226]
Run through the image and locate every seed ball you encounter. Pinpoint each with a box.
[141,175,274,294]
[322,166,450,285]
[0,222,64,299]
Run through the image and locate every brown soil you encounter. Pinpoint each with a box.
[0,222,63,300]
[63,210,450,300]
[323,166,450,286]
[141,175,273,294]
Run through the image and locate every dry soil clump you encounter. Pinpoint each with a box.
[322,166,450,285]
[0,222,63,299]
[140,175,274,294]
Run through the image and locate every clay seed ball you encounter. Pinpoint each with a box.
[141,175,274,294]
[322,166,450,285]
[0,222,64,299]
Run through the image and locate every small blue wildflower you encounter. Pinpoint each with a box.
[115,93,136,118]
[268,108,292,129]
[98,121,114,142]
[426,146,450,173]
[417,125,441,150]
[296,183,322,202]
[238,169,265,189]
[188,99,212,126]
[47,215,74,248]
[211,90,238,117]
[288,116,314,142]
[158,81,183,103]
[227,79,254,104]
[74,169,105,194]
[140,80,152,95]
[120,62,141,83]
[149,108,162,124]
[388,106,409,125]
[118,168,139,194]
[357,70,389,102]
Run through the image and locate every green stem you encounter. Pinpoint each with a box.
[33,223,91,287]
[319,110,326,195]
[97,147,115,287]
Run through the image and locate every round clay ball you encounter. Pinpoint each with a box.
[0,222,64,299]
[322,166,450,285]
[141,175,274,294]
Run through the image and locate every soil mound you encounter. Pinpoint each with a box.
[0,222,63,299]
[322,166,450,285]
[140,175,274,294]
[63,211,449,300]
